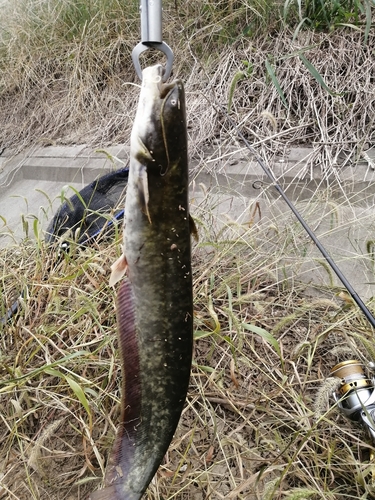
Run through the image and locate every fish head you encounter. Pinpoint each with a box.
[159,79,187,168]
[132,65,186,173]
[131,65,164,150]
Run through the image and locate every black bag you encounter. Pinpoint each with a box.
[1,168,128,325]
[45,167,128,247]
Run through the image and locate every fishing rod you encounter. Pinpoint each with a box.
[199,94,375,498]
[217,105,375,462]
[215,104,375,330]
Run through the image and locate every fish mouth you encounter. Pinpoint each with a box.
[141,64,163,100]
[142,64,163,85]
[141,64,178,100]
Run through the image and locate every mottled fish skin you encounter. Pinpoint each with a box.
[90,65,193,500]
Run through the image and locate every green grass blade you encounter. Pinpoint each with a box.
[265,59,288,108]
[44,367,64,378]
[66,375,92,420]
[194,330,215,339]
[43,368,92,423]
[336,23,362,31]
[95,148,126,166]
[299,54,339,96]
[228,71,246,112]
[292,17,310,41]
[242,322,281,358]
[363,0,372,46]
[208,295,221,335]
[32,217,40,241]
[0,351,89,388]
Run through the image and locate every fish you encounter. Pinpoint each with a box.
[89,64,194,499]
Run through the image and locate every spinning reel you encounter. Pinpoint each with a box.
[331,360,375,442]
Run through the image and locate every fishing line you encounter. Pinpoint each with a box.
[178,19,375,328]
[174,3,375,327]
[213,102,375,330]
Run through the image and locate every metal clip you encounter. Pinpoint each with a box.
[132,0,174,81]
[132,42,174,82]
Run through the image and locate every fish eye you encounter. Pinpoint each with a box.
[170,99,177,106]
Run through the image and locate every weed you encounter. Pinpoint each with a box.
[1,1,375,498]
[284,0,373,35]
[0,0,374,173]
[1,179,374,497]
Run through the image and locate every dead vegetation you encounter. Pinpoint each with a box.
[0,1,374,178]
[1,1,375,499]
[1,189,375,499]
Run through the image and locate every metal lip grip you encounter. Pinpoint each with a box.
[132,0,174,82]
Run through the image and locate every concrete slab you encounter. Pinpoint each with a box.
[1,144,375,304]
[0,179,82,244]
[22,159,113,183]
[31,145,87,158]
[190,173,375,301]
[0,146,127,246]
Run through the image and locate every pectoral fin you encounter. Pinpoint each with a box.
[109,254,128,286]
[138,166,151,224]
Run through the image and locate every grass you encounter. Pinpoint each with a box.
[0,0,374,173]
[284,0,374,38]
[1,175,375,498]
[1,0,375,498]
